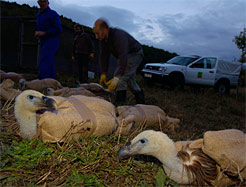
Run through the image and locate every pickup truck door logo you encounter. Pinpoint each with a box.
[197,72,203,78]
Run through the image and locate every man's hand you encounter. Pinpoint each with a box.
[89,53,94,59]
[106,77,119,91]
[99,73,107,86]
[72,56,75,61]
[35,31,46,39]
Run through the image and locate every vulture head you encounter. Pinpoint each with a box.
[14,90,57,139]
[46,87,55,96]
[19,78,26,90]
[118,130,175,160]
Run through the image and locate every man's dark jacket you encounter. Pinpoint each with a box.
[99,28,142,76]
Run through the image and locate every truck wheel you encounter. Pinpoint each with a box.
[216,82,229,94]
[169,74,184,90]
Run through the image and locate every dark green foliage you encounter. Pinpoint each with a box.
[1,1,37,17]
[155,168,178,187]
[0,1,92,32]
[66,168,103,186]
[0,140,54,170]
[142,45,177,64]
[233,28,246,62]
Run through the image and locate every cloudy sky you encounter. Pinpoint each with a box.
[8,0,246,61]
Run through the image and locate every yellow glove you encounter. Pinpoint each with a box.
[99,73,107,86]
[106,77,119,91]
[89,53,94,59]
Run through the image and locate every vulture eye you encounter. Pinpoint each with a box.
[140,139,145,144]
[28,95,34,100]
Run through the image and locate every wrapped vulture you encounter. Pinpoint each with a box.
[116,104,180,135]
[19,78,63,92]
[0,79,21,101]
[46,87,96,97]
[0,70,23,83]
[14,90,117,142]
[78,83,113,100]
[78,83,112,94]
[118,129,246,186]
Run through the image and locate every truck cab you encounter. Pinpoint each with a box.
[185,57,217,86]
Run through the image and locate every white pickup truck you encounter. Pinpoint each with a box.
[141,55,242,94]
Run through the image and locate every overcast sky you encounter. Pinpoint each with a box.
[8,0,246,61]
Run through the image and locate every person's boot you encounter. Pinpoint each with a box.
[114,90,127,106]
[134,90,145,104]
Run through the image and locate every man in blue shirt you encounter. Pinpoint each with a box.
[35,0,62,80]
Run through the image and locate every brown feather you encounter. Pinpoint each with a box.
[177,145,217,186]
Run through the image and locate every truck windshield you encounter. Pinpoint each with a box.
[166,56,197,66]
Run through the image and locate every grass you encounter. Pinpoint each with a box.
[0,73,245,186]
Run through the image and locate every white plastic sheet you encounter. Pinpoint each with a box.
[217,60,241,75]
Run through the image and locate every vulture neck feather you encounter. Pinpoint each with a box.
[177,147,217,186]
[15,107,37,139]
[153,140,217,185]
[154,142,192,184]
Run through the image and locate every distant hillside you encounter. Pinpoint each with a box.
[0,1,92,33]
[142,45,177,63]
[1,1,177,68]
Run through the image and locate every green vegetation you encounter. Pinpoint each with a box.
[0,140,54,169]
[233,28,246,63]
[1,1,38,17]
[155,168,178,187]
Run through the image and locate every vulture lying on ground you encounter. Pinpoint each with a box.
[14,90,57,139]
[46,87,96,97]
[116,104,180,135]
[0,79,21,101]
[19,78,63,92]
[14,90,117,142]
[0,70,23,83]
[78,83,113,100]
[78,82,112,94]
[118,130,246,186]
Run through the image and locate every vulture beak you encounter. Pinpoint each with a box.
[42,96,57,110]
[118,142,132,160]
